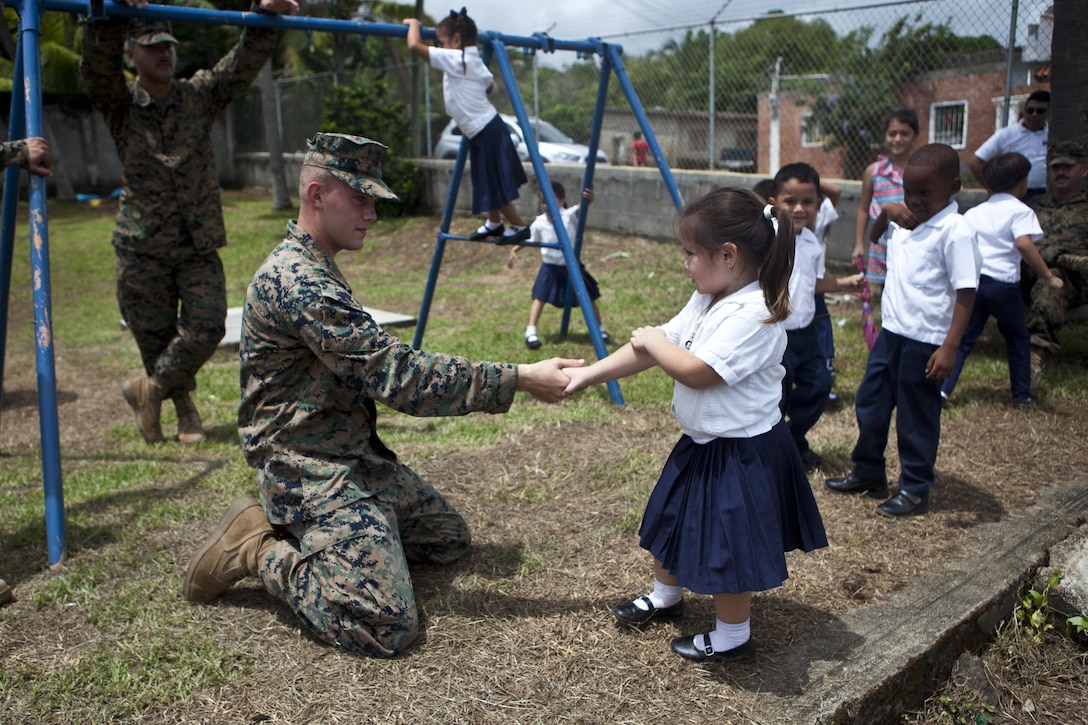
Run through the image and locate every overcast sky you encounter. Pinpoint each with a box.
[416,0,1041,67]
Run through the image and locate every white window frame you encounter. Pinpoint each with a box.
[991,93,1028,129]
[929,101,968,149]
[801,114,830,148]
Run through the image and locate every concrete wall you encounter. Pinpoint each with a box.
[402,159,985,264]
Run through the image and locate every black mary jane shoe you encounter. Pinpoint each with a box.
[670,634,756,663]
[610,595,684,625]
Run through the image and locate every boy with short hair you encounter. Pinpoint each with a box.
[942,152,1062,406]
[769,164,861,468]
[825,144,981,518]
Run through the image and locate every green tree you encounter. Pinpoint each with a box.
[803,15,1000,177]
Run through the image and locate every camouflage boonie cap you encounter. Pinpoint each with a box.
[1048,141,1085,166]
[127,18,178,46]
[303,133,399,201]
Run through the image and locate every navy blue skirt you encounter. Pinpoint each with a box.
[531,263,600,307]
[468,115,528,214]
[639,420,828,594]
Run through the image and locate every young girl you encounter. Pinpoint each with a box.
[562,188,828,663]
[507,181,609,349]
[404,10,531,242]
[853,109,920,290]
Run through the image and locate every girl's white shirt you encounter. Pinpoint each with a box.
[429,46,498,138]
[660,281,786,442]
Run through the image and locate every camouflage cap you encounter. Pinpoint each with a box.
[1048,141,1085,166]
[303,133,399,201]
[127,18,178,46]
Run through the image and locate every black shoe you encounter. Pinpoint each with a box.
[824,471,889,497]
[525,333,542,350]
[876,491,929,517]
[799,448,823,469]
[610,596,684,625]
[468,223,504,241]
[501,225,531,243]
[670,634,756,663]
[600,330,611,344]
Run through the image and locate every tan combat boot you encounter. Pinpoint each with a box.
[0,578,11,606]
[121,375,166,443]
[172,391,206,445]
[183,497,276,603]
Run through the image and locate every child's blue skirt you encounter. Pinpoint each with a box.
[639,419,827,594]
[468,115,528,215]
[531,263,600,307]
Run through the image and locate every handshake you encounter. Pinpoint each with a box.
[515,358,591,402]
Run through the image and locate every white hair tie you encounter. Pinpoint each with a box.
[763,204,779,233]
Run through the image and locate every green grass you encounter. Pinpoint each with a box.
[3,191,1088,720]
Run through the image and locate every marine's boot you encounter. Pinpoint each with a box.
[121,375,166,443]
[183,497,276,603]
[172,391,206,445]
[0,578,11,607]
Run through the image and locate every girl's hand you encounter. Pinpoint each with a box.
[1047,274,1065,292]
[402,18,421,27]
[562,365,595,396]
[838,274,864,292]
[260,0,299,14]
[506,248,519,268]
[630,326,664,352]
[851,242,865,266]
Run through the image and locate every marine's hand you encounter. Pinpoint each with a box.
[24,137,51,177]
[518,358,585,403]
[883,203,916,230]
[260,0,299,14]
[629,325,664,352]
[114,0,149,7]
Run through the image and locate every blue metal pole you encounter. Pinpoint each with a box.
[14,0,66,567]
[560,46,611,337]
[0,47,27,416]
[491,37,623,406]
[605,44,684,211]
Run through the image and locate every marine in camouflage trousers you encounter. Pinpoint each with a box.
[1023,262,1088,353]
[116,247,226,392]
[257,463,470,657]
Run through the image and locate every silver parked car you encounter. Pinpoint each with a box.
[432,114,609,165]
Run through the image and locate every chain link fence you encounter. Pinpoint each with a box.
[233,0,1053,184]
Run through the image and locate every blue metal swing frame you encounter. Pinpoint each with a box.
[0,0,684,567]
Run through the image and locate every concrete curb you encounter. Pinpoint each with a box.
[779,479,1088,724]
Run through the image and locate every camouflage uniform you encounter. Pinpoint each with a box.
[1026,187,1088,353]
[239,207,518,656]
[0,139,29,170]
[80,15,276,393]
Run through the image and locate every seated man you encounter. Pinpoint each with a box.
[183,133,582,657]
[1025,141,1088,392]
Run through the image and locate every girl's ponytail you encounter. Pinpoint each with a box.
[759,204,794,323]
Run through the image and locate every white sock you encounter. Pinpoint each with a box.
[645,579,683,609]
[485,219,502,230]
[525,325,537,338]
[700,618,750,652]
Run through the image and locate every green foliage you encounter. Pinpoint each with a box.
[1013,569,1062,642]
[321,74,421,216]
[802,15,1000,177]
[937,695,996,725]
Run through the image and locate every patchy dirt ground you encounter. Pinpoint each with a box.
[1,214,1086,723]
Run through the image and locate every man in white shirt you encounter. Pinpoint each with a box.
[968,89,1050,201]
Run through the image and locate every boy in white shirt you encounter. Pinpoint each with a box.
[825,144,981,517]
[942,153,1062,406]
[769,164,861,469]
